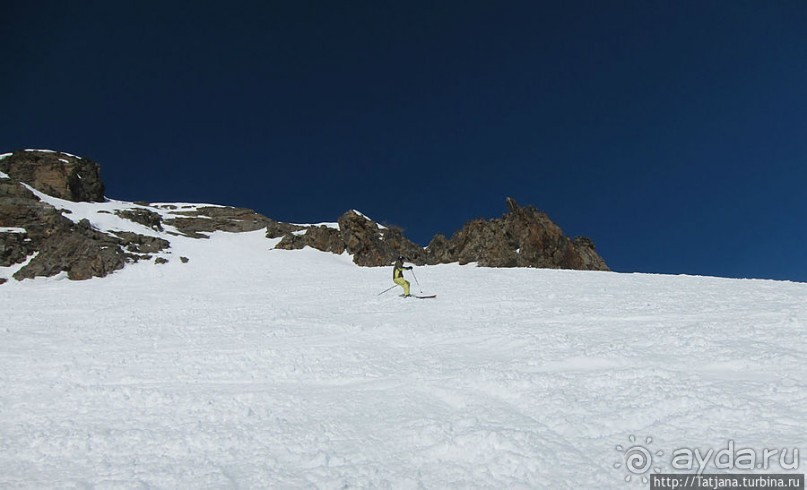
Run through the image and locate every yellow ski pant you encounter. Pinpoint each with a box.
[394,276,410,296]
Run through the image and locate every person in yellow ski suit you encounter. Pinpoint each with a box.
[393,256,413,297]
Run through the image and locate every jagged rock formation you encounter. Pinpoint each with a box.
[1,149,608,282]
[426,197,608,270]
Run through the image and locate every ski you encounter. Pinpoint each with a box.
[413,294,436,299]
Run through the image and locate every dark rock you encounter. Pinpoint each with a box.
[337,211,426,266]
[572,236,608,270]
[423,197,609,270]
[0,150,105,202]
[275,225,346,254]
[272,211,427,266]
[0,229,32,267]
[337,210,384,266]
[378,225,430,265]
[426,234,451,263]
[0,178,127,280]
[15,219,127,280]
[180,256,189,263]
[113,231,170,254]
[0,181,54,267]
[155,257,168,265]
[266,221,305,239]
[116,208,164,232]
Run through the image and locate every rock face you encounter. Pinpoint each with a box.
[0,179,129,280]
[1,149,608,283]
[0,150,104,202]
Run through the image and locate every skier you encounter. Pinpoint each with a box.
[393,256,413,297]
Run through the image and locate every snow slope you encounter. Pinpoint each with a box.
[1,224,805,487]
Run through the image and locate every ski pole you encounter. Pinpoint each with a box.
[377,284,397,296]
[409,268,423,293]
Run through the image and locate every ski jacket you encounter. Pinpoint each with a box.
[393,262,411,279]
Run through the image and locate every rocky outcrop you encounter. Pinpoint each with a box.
[571,236,609,271]
[113,232,171,255]
[426,197,608,270]
[274,210,427,266]
[0,180,127,280]
[339,211,427,266]
[165,206,279,238]
[18,218,129,280]
[271,200,608,270]
[115,208,164,232]
[0,151,171,281]
[0,150,104,202]
[275,225,346,255]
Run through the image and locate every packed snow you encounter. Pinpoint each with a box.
[1,211,805,487]
[0,170,9,179]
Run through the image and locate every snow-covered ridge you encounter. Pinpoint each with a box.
[4,172,381,283]
[22,185,238,242]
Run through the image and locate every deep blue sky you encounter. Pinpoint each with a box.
[2,1,806,281]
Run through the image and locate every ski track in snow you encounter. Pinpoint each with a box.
[1,229,806,488]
